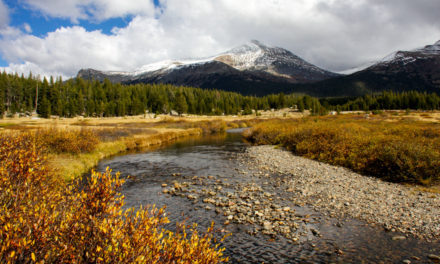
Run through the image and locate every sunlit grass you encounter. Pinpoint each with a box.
[245,114,440,185]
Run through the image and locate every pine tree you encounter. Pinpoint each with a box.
[0,97,4,118]
[38,96,51,118]
[298,100,305,112]
[175,91,188,115]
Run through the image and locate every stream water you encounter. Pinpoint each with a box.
[95,131,439,263]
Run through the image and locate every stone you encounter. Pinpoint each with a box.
[203,198,215,204]
[311,228,320,236]
[428,254,440,261]
[187,194,198,200]
[173,182,182,190]
[402,260,411,264]
[263,221,273,231]
[392,236,406,241]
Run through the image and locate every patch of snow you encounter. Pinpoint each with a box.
[412,39,440,55]
[103,58,215,76]
[379,51,399,63]
[96,40,334,78]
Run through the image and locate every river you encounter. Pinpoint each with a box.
[95,130,439,263]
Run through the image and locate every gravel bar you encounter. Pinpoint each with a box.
[245,145,440,241]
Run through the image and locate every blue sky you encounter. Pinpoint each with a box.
[0,0,161,67]
[0,0,439,78]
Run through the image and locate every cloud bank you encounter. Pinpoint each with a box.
[0,0,9,28]
[1,0,440,78]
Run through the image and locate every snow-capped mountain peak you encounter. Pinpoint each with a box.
[212,40,336,79]
[417,40,440,54]
[386,40,440,58]
[77,40,338,92]
[372,39,440,69]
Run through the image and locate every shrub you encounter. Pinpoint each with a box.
[36,128,100,154]
[195,120,227,134]
[0,132,227,263]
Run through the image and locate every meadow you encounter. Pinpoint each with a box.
[244,111,440,185]
[0,115,254,263]
[2,110,440,263]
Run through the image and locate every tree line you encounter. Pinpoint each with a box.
[327,91,440,112]
[2,72,438,119]
[0,71,325,118]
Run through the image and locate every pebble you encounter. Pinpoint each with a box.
[246,146,440,240]
[428,254,440,260]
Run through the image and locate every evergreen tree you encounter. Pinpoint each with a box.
[175,91,188,115]
[297,100,305,112]
[38,96,51,118]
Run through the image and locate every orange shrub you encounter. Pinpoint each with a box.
[0,133,228,263]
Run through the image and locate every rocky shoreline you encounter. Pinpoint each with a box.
[246,145,440,241]
[154,139,440,262]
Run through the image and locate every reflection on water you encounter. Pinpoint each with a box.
[95,132,439,264]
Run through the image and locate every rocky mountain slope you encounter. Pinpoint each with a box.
[77,40,338,96]
[77,40,440,97]
[295,40,440,97]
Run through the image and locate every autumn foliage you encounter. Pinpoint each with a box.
[36,128,100,154]
[0,132,227,263]
[244,115,440,185]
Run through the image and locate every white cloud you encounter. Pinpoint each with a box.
[0,0,9,28]
[1,0,440,78]
[0,61,59,79]
[23,23,32,33]
[22,0,157,23]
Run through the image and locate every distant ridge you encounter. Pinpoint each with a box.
[290,39,440,97]
[77,39,440,97]
[77,40,338,96]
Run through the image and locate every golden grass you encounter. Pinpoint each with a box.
[4,110,437,183]
[245,114,440,185]
[0,114,274,181]
[49,128,202,181]
[0,108,308,127]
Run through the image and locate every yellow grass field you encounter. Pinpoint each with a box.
[1,109,439,182]
[0,111,306,180]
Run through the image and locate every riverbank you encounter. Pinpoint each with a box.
[0,115,261,181]
[246,145,440,241]
[49,127,203,181]
[244,116,440,185]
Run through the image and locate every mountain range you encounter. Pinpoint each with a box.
[77,40,440,97]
